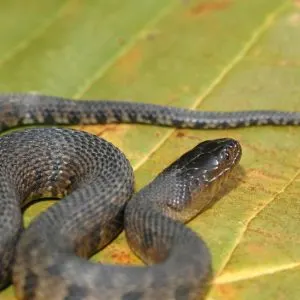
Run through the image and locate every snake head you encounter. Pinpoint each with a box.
[162,138,242,221]
[200,138,242,181]
[172,138,242,181]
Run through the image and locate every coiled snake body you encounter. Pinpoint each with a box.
[0,94,299,300]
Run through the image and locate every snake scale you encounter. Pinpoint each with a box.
[0,93,299,300]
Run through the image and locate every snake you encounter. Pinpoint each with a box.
[0,93,299,300]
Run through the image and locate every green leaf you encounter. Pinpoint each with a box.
[1,0,300,299]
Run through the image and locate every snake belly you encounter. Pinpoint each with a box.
[0,93,298,300]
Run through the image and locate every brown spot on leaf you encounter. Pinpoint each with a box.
[190,0,232,16]
[111,250,134,264]
[176,132,185,138]
[115,45,143,81]
[294,0,300,8]
[176,132,201,140]
[246,242,268,255]
[117,37,126,46]
[74,124,126,138]
[95,124,119,136]
[215,283,237,300]
[145,30,161,41]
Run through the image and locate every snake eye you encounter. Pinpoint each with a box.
[222,150,231,161]
[224,151,231,160]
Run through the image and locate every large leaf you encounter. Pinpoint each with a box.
[1,0,300,299]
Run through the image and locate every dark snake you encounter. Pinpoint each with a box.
[0,94,299,300]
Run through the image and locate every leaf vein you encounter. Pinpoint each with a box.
[218,167,300,276]
[194,2,289,109]
[215,262,300,284]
